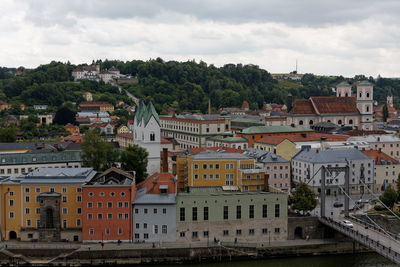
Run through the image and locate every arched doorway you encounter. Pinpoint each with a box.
[46,208,54,228]
[9,231,17,240]
[294,227,303,239]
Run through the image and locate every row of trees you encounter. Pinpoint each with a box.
[81,129,148,183]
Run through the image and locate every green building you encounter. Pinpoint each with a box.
[176,187,288,243]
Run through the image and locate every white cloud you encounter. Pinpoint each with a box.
[0,0,400,77]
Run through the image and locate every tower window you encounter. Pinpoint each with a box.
[299,120,303,125]
[359,92,362,97]
[338,120,342,125]
[349,119,353,125]
[366,92,370,98]
[366,106,369,112]
[150,133,155,141]
[345,93,348,97]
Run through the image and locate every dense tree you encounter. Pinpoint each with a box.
[81,129,119,171]
[383,104,389,122]
[289,183,317,214]
[0,127,16,142]
[54,107,76,125]
[120,144,148,183]
[379,185,398,209]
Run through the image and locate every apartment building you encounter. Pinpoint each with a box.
[160,114,231,149]
[348,135,400,159]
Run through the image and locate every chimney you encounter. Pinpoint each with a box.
[162,148,168,173]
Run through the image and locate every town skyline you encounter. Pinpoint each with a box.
[2,0,400,77]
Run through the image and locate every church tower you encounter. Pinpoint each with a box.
[133,101,161,176]
[387,90,393,108]
[356,81,374,130]
[336,81,352,97]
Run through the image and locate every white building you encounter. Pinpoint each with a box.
[348,134,400,159]
[292,148,374,196]
[134,101,161,176]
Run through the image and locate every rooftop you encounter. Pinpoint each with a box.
[360,150,399,165]
[192,150,250,160]
[207,135,247,143]
[293,148,371,163]
[241,125,313,135]
[245,148,288,163]
[188,147,244,155]
[255,133,349,145]
[348,134,400,143]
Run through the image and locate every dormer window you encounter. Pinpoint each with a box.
[159,185,168,194]
[150,133,155,141]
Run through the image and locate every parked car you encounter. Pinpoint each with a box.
[356,199,369,204]
[342,220,354,228]
[333,202,343,208]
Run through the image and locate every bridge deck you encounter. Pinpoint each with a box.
[319,217,400,265]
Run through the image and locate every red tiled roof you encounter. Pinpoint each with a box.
[116,133,133,139]
[361,150,398,165]
[62,134,83,143]
[161,136,172,144]
[344,129,387,136]
[79,102,113,107]
[136,172,175,194]
[289,99,316,114]
[310,96,359,114]
[189,146,244,155]
[255,133,350,145]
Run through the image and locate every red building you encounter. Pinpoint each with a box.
[82,168,135,242]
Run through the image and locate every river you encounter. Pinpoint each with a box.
[155,253,396,267]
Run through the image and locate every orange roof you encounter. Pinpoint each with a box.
[189,146,244,155]
[289,99,315,114]
[311,96,359,114]
[255,133,349,145]
[116,133,133,139]
[361,150,398,165]
[136,172,175,194]
[62,134,83,143]
[79,102,113,107]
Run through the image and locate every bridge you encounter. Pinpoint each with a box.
[315,165,400,265]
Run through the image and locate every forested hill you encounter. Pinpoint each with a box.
[0,59,398,114]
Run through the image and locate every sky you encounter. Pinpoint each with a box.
[1,0,400,77]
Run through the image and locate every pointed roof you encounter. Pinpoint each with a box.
[337,81,351,87]
[135,101,160,127]
[388,89,393,97]
[358,80,373,86]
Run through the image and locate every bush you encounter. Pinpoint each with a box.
[374,205,384,211]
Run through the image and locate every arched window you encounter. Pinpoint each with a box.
[299,120,304,125]
[366,92,370,98]
[359,92,362,97]
[150,132,155,141]
[309,120,314,125]
[327,120,331,123]
[349,119,353,125]
[345,93,348,97]
[366,106,370,112]
[338,120,342,125]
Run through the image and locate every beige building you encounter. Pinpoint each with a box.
[361,150,400,193]
[348,135,400,159]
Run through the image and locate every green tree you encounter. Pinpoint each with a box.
[81,129,119,171]
[379,185,398,209]
[54,107,76,125]
[0,127,16,142]
[120,144,148,183]
[289,182,317,214]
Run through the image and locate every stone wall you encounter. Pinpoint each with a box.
[288,216,325,240]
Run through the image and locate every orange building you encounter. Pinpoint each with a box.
[237,125,314,147]
[82,168,135,242]
[65,123,80,135]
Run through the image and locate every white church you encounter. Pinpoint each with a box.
[133,101,161,176]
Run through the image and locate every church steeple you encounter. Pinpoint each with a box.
[387,90,393,108]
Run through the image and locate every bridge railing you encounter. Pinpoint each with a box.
[348,215,400,242]
[319,217,400,265]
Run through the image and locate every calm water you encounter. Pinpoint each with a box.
[155,253,396,267]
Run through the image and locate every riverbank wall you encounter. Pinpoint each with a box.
[0,239,369,266]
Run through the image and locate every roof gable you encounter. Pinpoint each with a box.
[310,96,359,114]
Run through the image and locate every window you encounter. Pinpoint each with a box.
[105,228,110,235]
[236,206,241,219]
[87,214,93,220]
[9,199,14,206]
[108,202,112,208]
[135,209,139,214]
[262,228,268,234]
[88,192,94,197]
[118,202,123,208]
[274,228,280,233]
[215,174,219,179]
[107,213,112,219]
[150,133,155,141]
[154,225,158,234]
[162,225,167,234]
[120,192,126,197]
[275,204,280,218]
[249,229,255,235]
[194,164,199,170]
[36,187,40,193]
[249,205,254,219]
[203,231,209,237]
[25,187,30,193]
[153,208,157,214]
[192,207,197,221]
[77,187,82,193]
[125,213,129,219]
[9,212,14,219]
[25,196,30,203]
[62,196,67,203]
[203,174,207,180]
[9,191,14,197]
[62,208,68,214]
[236,229,242,235]
[180,207,185,221]
[89,229,94,236]
[203,164,207,170]
[77,196,82,202]
[99,192,105,197]
[124,202,129,208]
[36,208,40,214]
[216,164,220,169]
[163,208,167,214]
[223,206,229,220]
[77,208,82,214]
[98,213,103,220]
[87,202,93,208]
[25,208,30,214]
[144,223,148,229]
[180,232,185,237]
[62,187,67,193]
[204,207,209,220]
[194,174,198,180]
[77,219,81,227]
[63,220,67,228]
[192,231,198,238]
[144,209,148,214]
[262,205,268,218]
[118,213,123,219]
[223,230,229,236]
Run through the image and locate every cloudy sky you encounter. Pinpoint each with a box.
[2,0,400,77]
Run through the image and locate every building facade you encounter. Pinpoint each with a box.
[291,148,374,196]
[176,187,288,243]
[0,168,96,241]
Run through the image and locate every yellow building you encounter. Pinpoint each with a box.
[177,149,265,192]
[0,168,96,241]
[254,138,296,161]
